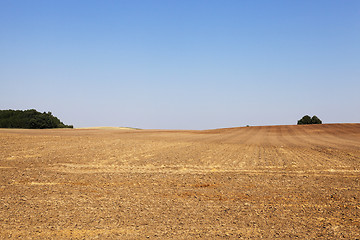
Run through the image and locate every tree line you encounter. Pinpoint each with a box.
[1,109,322,129]
[0,109,73,129]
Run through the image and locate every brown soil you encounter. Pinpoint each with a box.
[1,124,359,239]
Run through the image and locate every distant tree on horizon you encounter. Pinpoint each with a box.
[297,115,322,125]
[310,115,322,124]
[0,109,73,129]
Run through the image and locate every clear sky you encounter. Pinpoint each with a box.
[1,1,359,129]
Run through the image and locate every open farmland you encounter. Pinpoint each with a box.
[0,124,359,239]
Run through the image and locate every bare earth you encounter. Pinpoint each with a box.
[0,124,359,239]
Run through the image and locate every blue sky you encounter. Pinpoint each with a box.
[1,1,359,129]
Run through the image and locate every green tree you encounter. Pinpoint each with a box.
[0,109,73,129]
[311,115,322,124]
[297,115,312,125]
[297,115,322,125]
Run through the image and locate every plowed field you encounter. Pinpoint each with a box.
[1,124,359,239]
